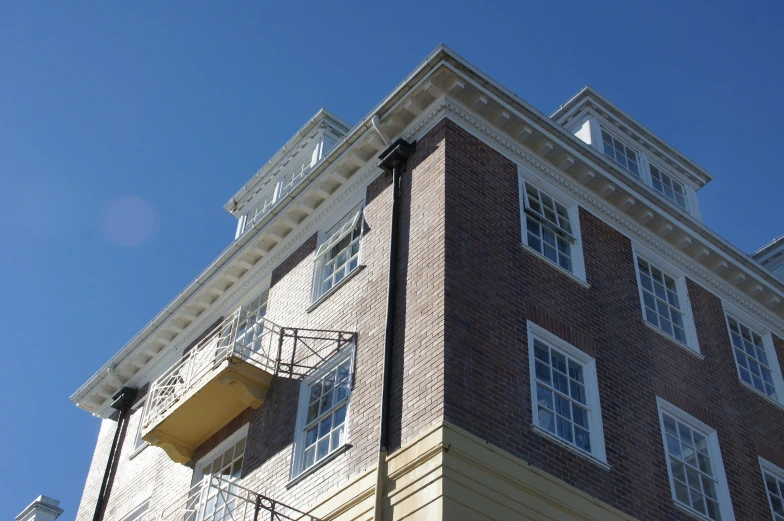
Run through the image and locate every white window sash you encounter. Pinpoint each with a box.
[656,398,735,521]
[522,184,576,242]
[315,209,362,260]
[527,322,607,464]
[291,348,355,478]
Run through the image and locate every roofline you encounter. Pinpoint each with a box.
[551,85,714,187]
[71,43,784,415]
[753,234,784,258]
[70,43,454,408]
[223,108,351,213]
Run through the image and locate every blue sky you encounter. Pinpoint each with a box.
[2,1,783,519]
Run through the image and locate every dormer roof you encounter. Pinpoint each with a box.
[552,86,713,190]
[223,108,351,215]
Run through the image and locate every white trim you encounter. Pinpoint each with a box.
[290,346,355,479]
[117,500,149,521]
[127,398,149,460]
[632,242,701,354]
[526,321,607,465]
[518,166,587,284]
[191,423,249,486]
[759,456,784,521]
[311,197,366,303]
[722,301,784,406]
[656,398,735,521]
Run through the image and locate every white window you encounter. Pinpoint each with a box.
[292,348,354,477]
[650,164,688,210]
[519,175,586,282]
[191,426,248,521]
[195,428,247,483]
[634,249,699,352]
[119,501,150,521]
[527,323,607,464]
[761,458,784,521]
[724,308,784,404]
[130,400,148,456]
[601,128,640,177]
[657,399,734,520]
[313,204,364,300]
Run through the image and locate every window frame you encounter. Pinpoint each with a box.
[518,168,588,284]
[527,322,607,466]
[118,501,150,521]
[722,302,784,406]
[311,200,366,303]
[648,162,689,211]
[191,424,249,486]
[290,346,355,479]
[760,457,784,521]
[632,244,700,355]
[128,398,149,459]
[656,398,735,521]
[599,126,641,178]
[585,115,699,217]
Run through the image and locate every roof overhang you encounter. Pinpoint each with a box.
[551,86,713,189]
[71,44,784,418]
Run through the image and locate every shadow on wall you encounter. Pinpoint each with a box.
[241,377,301,477]
[387,133,440,453]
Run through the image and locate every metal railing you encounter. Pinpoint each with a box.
[141,309,357,431]
[157,475,319,521]
[142,309,281,431]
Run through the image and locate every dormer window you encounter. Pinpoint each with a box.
[650,164,687,210]
[600,128,640,177]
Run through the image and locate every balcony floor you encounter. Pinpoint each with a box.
[141,357,274,464]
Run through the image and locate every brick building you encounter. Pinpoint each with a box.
[71,45,784,521]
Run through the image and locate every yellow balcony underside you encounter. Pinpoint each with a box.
[141,358,274,464]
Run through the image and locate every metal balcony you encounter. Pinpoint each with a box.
[140,308,355,464]
[157,474,319,521]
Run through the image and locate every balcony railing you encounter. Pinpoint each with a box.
[142,309,281,431]
[157,475,320,521]
[141,304,357,435]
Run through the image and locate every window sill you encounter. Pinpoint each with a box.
[128,443,149,461]
[642,321,703,360]
[520,244,590,289]
[672,500,719,521]
[286,444,351,488]
[531,424,611,471]
[307,265,366,313]
[737,380,784,411]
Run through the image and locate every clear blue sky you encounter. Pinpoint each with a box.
[2,1,782,519]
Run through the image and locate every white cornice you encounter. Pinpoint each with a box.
[72,44,784,418]
[434,97,784,334]
[89,157,384,418]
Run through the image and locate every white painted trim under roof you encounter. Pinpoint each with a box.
[551,86,713,189]
[224,108,351,214]
[71,44,784,420]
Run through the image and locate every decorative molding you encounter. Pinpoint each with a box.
[435,97,784,335]
[90,146,385,418]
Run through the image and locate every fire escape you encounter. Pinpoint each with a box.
[139,308,355,520]
[157,475,320,521]
[140,309,355,463]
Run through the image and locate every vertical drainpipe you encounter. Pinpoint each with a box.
[374,138,415,521]
[92,386,137,521]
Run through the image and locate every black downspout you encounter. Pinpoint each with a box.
[374,138,415,519]
[92,386,137,521]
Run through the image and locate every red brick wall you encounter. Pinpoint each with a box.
[441,119,784,520]
[233,119,449,507]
